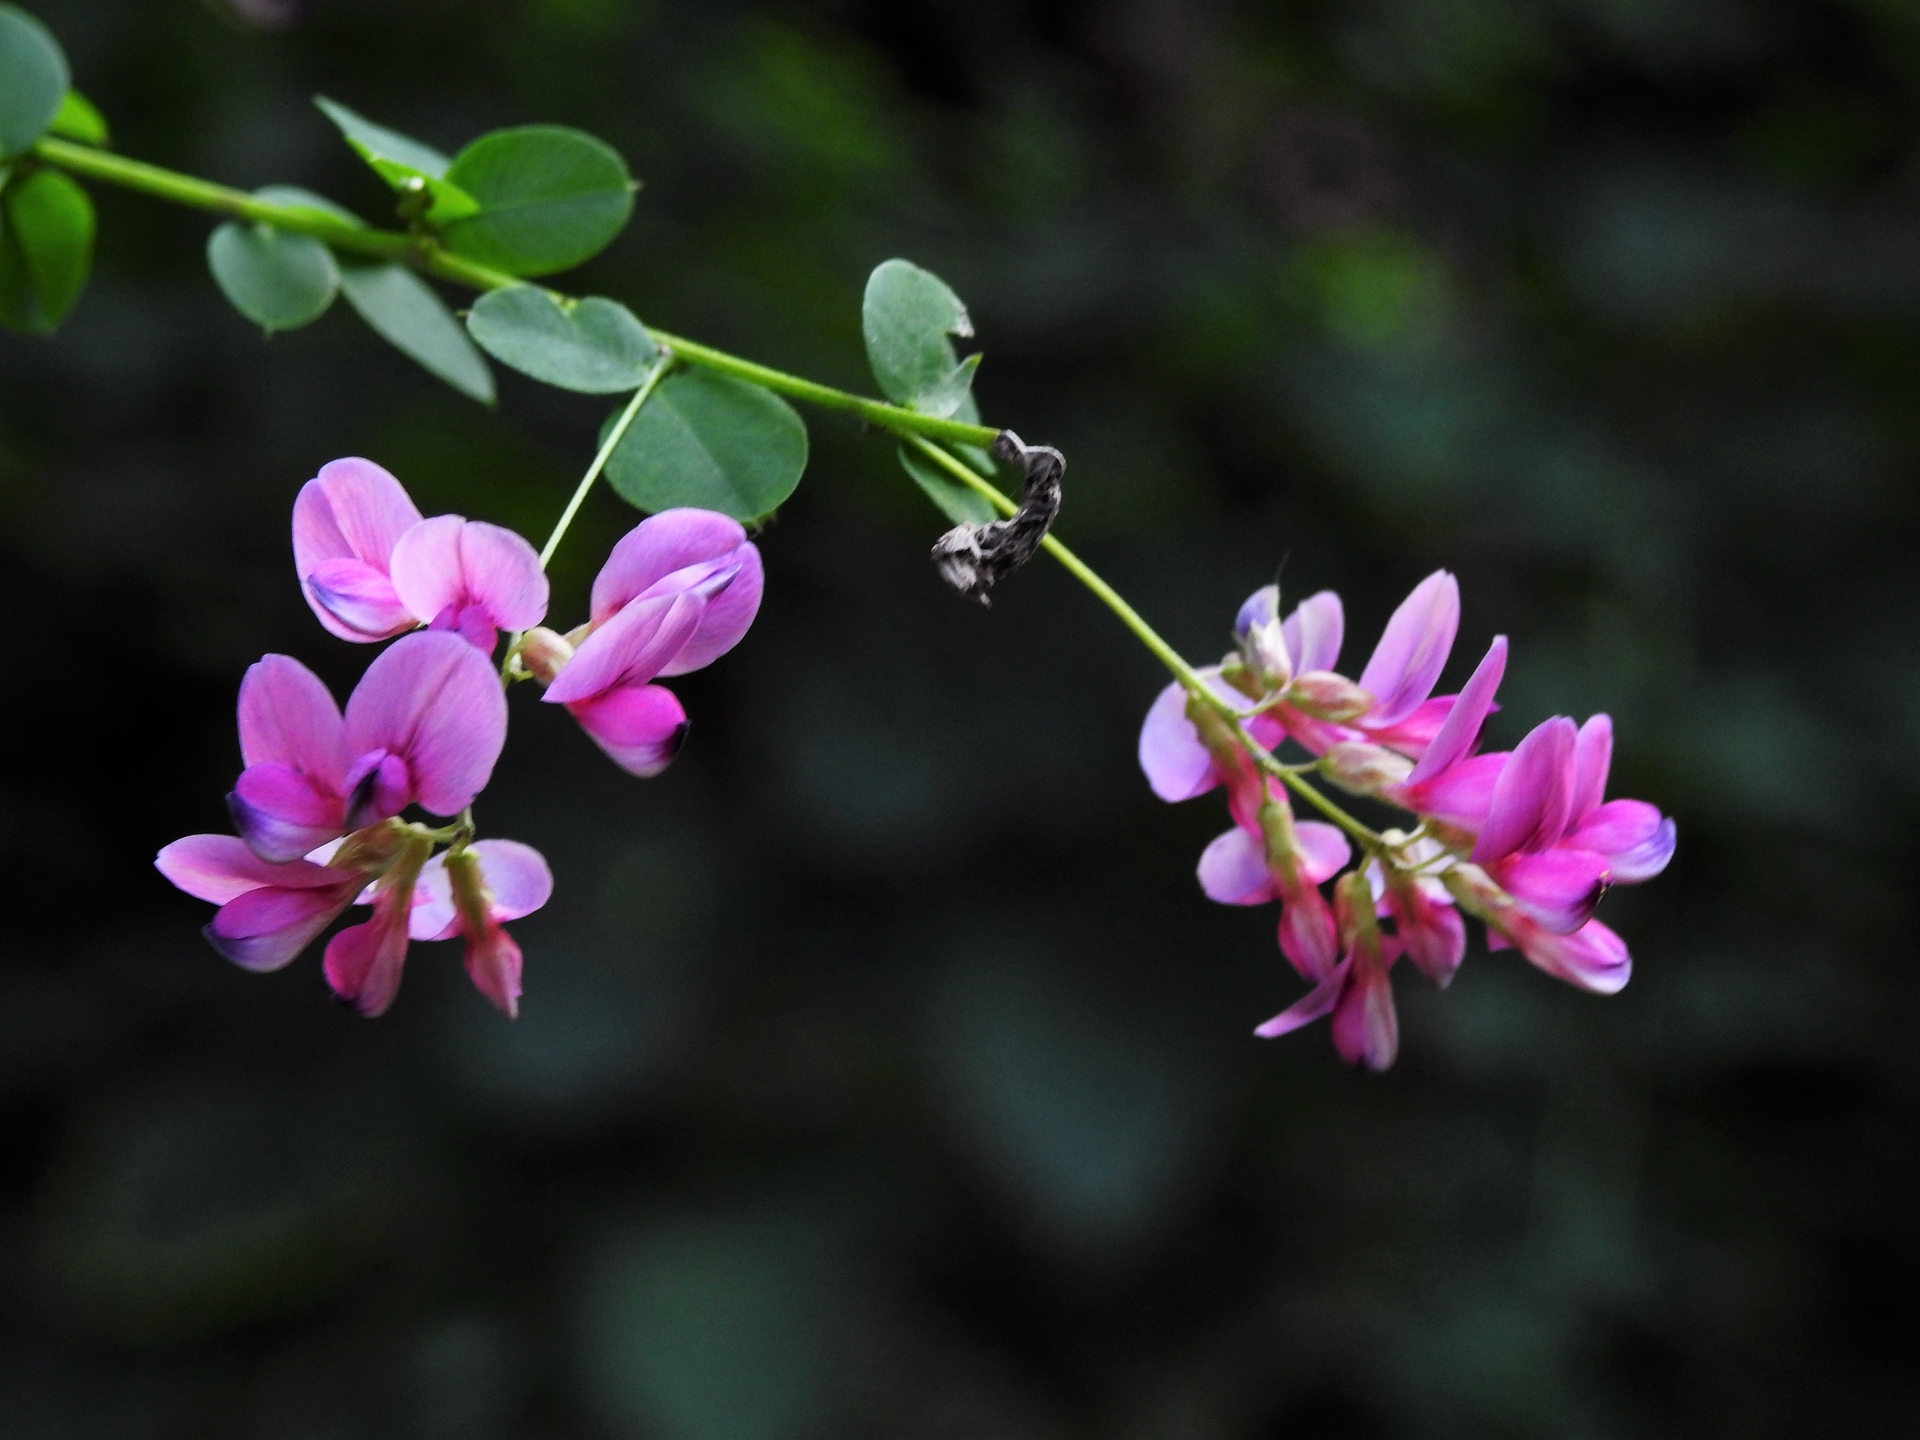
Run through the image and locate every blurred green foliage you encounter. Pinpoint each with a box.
[2,0,1918,1436]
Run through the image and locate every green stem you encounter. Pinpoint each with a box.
[32,137,999,449]
[538,351,673,570]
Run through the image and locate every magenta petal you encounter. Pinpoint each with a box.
[659,545,764,677]
[1279,883,1341,982]
[207,884,351,972]
[1489,846,1611,934]
[1390,751,1509,830]
[343,631,509,816]
[343,750,412,831]
[463,921,524,1019]
[390,516,549,633]
[1329,955,1399,1070]
[590,509,750,623]
[1295,821,1352,885]
[157,834,350,904]
[1571,713,1613,822]
[565,682,689,777]
[293,459,423,641]
[1139,679,1218,802]
[1406,637,1506,784]
[1387,885,1466,986]
[306,559,415,641]
[230,762,347,862]
[1281,590,1344,676]
[1197,827,1276,905]
[1358,570,1460,727]
[236,654,348,780]
[1514,916,1632,995]
[323,909,411,1016]
[1568,800,1675,883]
[1472,716,1578,864]
[471,839,553,921]
[545,592,705,705]
[1364,695,1455,759]
[1254,958,1350,1038]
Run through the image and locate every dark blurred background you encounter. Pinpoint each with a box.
[2,0,1914,1434]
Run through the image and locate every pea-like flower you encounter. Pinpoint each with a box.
[1255,872,1403,1070]
[226,631,509,862]
[526,509,763,776]
[293,457,547,652]
[155,833,373,973]
[406,840,554,1018]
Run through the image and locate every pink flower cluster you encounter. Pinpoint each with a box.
[157,458,762,1018]
[1140,572,1674,1070]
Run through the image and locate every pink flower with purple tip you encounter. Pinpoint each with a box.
[156,833,373,973]
[525,509,763,777]
[227,631,509,862]
[294,457,548,653]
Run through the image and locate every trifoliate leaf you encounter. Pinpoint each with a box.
[862,258,980,418]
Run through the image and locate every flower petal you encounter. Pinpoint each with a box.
[1489,846,1611,934]
[1198,827,1276,905]
[1139,678,1220,802]
[1390,751,1509,830]
[1358,570,1459,727]
[543,592,705,706]
[1472,715,1577,864]
[305,559,416,641]
[1281,590,1344,676]
[229,762,347,862]
[564,682,689,777]
[157,834,352,904]
[1571,713,1612,822]
[206,883,352,972]
[1330,952,1399,1070]
[659,544,764,677]
[470,839,554,921]
[390,516,549,634]
[409,853,460,942]
[591,509,750,623]
[1406,637,1506,785]
[1385,880,1466,987]
[1567,800,1675,883]
[462,921,524,1019]
[236,654,348,781]
[1507,915,1632,995]
[1363,695,1455,759]
[1278,882,1341,982]
[1254,958,1350,1038]
[323,913,411,1017]
[293,458,423,641]
[1295,821,1352,885]
[343,631,509,816]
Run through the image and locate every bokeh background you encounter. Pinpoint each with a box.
[2,0,1914,1434]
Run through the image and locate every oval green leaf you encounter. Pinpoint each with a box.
[313,96,478,225]
[441,126,635,278]
[0,167,93,333]
[49,89,106,146]
[0,4,68,159]
[253,184,364,227]
[207,221,338,332]
[467,285,657,393]
[339,262,494,404]
[606,370,807,522]
[862,257,979,418]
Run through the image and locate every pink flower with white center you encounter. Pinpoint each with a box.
[156,833,372,973]
[227,631,509,862]
[406,840,553,1018]
[529,509,763,777]
[294,457,548,653]
[1469,712,1676,935]
[1255,872,1403,1070]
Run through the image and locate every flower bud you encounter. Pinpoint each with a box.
[1286,670,1373,723]
[1233,584,1294,692]
[518,626,575,684]
[1321,741,1414,793]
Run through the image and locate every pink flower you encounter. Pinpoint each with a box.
[1255,872,1403,1070]
[228,632,509,862]
[294,457,547,652]
[156,833,371,973]
[535,509,763,776]
[1382,635,1510,832]
[1196,782,1350,981]
[407,840,553,1018]
[1470,713,1676,935]
[1445,863,1634,995]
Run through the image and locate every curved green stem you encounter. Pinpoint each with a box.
[538,351,673,570]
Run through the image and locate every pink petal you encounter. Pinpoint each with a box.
[343,631,509,816]
[564,682,689,777]
[1198,827,1276,905]
[1138,676,1227,802]
[471,839,554,920]
[1488,846,1611,934]
[1507,915,1632,995]
[157,834,352,904]
[409,853,460,942]
[1406,637,1507,785]
[1389,751,1509,830]
[207,883,353,972]
[1358,570,1459,727]
[1472,716,1577,864]
[1571,713,1612,822]
[1385,881,1465,986]
[293,459,423,641]
[1254,958,1350,1038]
[390,516,549,634]
[1278,881,1340,982]
[1330,952,1399,1070]
[236,654,348,781]
[462,920,524,1019]
[1295,821,1352,885]
[229,762,347,862]
[305,559,416,642]
[343,750,412,831]
[1567,800,1675,883]
[544,591,705,706]
[659,545,764,677]
[1363,695,1455,758]
[590,509,750,623]
[1281,590,1344,676]
[323,914,410,1016]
